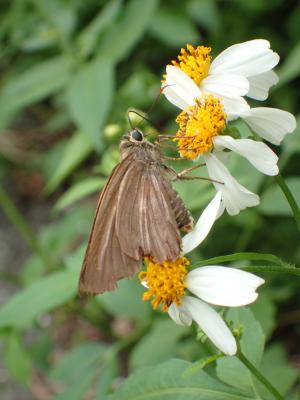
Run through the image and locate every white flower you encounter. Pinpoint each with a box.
[140,192,265,355]
[164,39,279,107]
[162,40,296,215]
[209,39,280,101]
[240,107,297,145]
[204,153,260,216]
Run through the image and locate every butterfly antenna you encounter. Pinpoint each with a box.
[127,109,156,128]
[127,111,134,129]
[127,84,175,134]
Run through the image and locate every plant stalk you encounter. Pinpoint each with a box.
[238,350,284,400]
[275,174,300,232]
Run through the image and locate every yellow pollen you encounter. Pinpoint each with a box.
[175,95,226,160]
[139,256,189,312]
[172,44,211,85]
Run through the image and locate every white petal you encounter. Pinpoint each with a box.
[186,266,265,307]
[210,39,279,77]
[220,95,250,118]
[213,135,279,176]
[201,73,249,98]
[163,66,202,109]
[204,153,260,216]
[180,296,237,355]
[247,70,279,100]
[140,280,148,288]
[162,85,192,110]
[168,302,192,326]
[242,107,297,145]
[182,192,222,255]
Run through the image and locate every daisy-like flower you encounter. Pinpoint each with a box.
[139,192,265,355]
[164,39,279,109]
[162,40,296,215]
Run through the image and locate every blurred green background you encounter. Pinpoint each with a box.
[0,0,300,399]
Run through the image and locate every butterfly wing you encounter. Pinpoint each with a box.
[79,157,139,295]
[79,154,184,295]
[115,161,182,263]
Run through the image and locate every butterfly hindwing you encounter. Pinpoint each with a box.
[115,161,182,263]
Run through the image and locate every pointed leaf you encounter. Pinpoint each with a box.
[112,359,257,399]
[0,269,78,328]
[44,131,93,194]
[54,177,106,211]
[67,59,114,150]
[98,0,158,62]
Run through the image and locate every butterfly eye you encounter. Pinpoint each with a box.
[131,129,144,142]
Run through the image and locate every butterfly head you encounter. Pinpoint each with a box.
[129,128,145,143]
[121,128,145,145]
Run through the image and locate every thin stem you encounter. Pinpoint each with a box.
[0,186,56,270]
[238,350,284,400]
[242,265,300,276]
[193,252,283,268]
[275,174,300,232]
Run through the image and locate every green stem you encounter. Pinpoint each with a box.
[275,174,300,232]
[242,265,300,276]
[193,252,283,268]
[0,186,55,270]
[238,350,284,400]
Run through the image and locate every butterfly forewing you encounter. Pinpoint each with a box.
[79,131,192,295]
[79,158,139,295]
[115,161,181,263]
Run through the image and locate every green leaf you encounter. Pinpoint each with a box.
[277,42,300,86]
[54,177,106,211]
[250,293,276,339]
[187,0,220,32]
[44,131,93,194]
[98,277,151,321]
[216,308,265,395]
[280,114,300,164]
[0,268,78,328]
[149,8,199,47]
[130,319,187,369]
[228,307,265,365]
[111,359,257,399]
[260,177,300,216]
[49,343,106,382]
[49,343,117,400]
[67,58,114,150]
[54,368,95,400]
[94,355,119,400]
[77,0,122,57]
[258,344,298,399]
[98,0,158,62]
[0,56,71,126]
[4,332,32,385]
[184,354,225,376]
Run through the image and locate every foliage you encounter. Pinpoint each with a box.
[0,0,300,399]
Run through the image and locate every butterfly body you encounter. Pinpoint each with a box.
[79,129,192,295]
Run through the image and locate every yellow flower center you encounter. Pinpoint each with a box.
[139,256,189,312]
[172,44,211,85]
[175,95,226,160]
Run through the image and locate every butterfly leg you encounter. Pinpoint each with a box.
[176,163,206,177]
[176,175,224,184]
[171,164,223,185]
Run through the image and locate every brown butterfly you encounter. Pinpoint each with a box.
[79,128,193,295]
